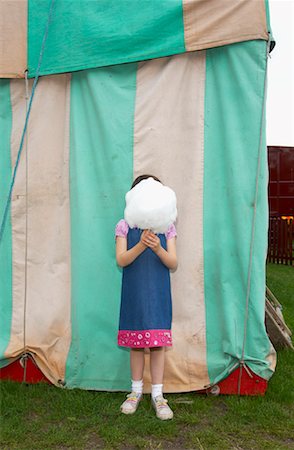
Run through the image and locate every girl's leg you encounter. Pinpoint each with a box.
[150,347,173,420]
[130,348,145,381]
[120,349,145,414]
[150,346,165,385]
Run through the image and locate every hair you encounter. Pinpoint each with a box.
[131,174,161,189]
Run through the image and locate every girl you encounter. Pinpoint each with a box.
[115,175,177,420]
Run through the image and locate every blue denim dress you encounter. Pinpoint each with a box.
[118,227,172,348]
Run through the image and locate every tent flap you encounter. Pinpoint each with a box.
[0,0,271,78]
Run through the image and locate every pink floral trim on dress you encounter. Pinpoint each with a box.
[115,219,177,240]
[118,329,172,348]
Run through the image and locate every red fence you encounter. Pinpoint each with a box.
[267,217,293,266]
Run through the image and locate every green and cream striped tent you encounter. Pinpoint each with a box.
[0,0,276,393]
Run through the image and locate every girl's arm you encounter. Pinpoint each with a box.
[116,231,149,267]
[142,231,177,271]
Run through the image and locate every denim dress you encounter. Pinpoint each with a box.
[117,227,173,348]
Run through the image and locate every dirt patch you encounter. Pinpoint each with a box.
[212,400,229,415]
[83,432,106,449]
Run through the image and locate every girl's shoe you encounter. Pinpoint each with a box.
[120,392,142,414]
[152,395,173,420]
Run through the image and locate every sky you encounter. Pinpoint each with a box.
[266,0,294,146]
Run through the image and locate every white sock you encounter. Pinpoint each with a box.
[151,383,163,400]
[131,379,143,395]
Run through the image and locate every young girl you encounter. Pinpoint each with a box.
[115,175,177,420]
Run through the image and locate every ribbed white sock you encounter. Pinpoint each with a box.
[131,379,143,395]
[151,383,163,400]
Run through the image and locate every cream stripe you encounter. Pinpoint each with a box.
[6,75,72,385]
[134,52,210,392]
[183,0,268,52]
[266,341,277,373]
[0,1,27,78]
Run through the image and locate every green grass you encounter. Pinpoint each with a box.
[266,263,294,328]
[1,263,293,449]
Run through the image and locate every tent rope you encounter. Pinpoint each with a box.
[237,35,272,395]
[22,71,30,383]
[0,0,55,247]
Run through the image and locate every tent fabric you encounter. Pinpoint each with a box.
[183,0,268,51]
[0,0,270,79]
[0,80,13,363]
[0,40,276,391]
[66,63,137,390]
[203,40,276,383]
[0,1,27,78]
[1,75,72,383]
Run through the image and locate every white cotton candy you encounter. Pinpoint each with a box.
[124,178,177,234]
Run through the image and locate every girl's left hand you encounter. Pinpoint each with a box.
[142,230,161,253]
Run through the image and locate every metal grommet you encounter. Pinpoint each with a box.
[209,385,220,396]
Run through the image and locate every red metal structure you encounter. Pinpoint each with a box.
[267,147,294,265]
[268,146,294,217]
[267,217,293,265]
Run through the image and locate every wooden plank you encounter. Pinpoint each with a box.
[265,286,293,350]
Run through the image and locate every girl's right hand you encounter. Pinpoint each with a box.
[140,230,150,247]
[141,230,161,253]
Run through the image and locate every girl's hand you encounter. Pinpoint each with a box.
[140,230,149,248]
[141,230,161,253]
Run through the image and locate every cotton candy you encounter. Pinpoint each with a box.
[124,178,177,234]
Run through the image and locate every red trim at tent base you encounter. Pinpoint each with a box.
[0,359,267,395]
[0,356,50,384]
[203,367,268,396]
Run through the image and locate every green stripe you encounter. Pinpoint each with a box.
[0,80,13,368]
[204,40,273,383]
[28,0,185,78]
[65,63,137,389]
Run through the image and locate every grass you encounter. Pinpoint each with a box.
[266,263,294,328]
[1,263,293,449]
